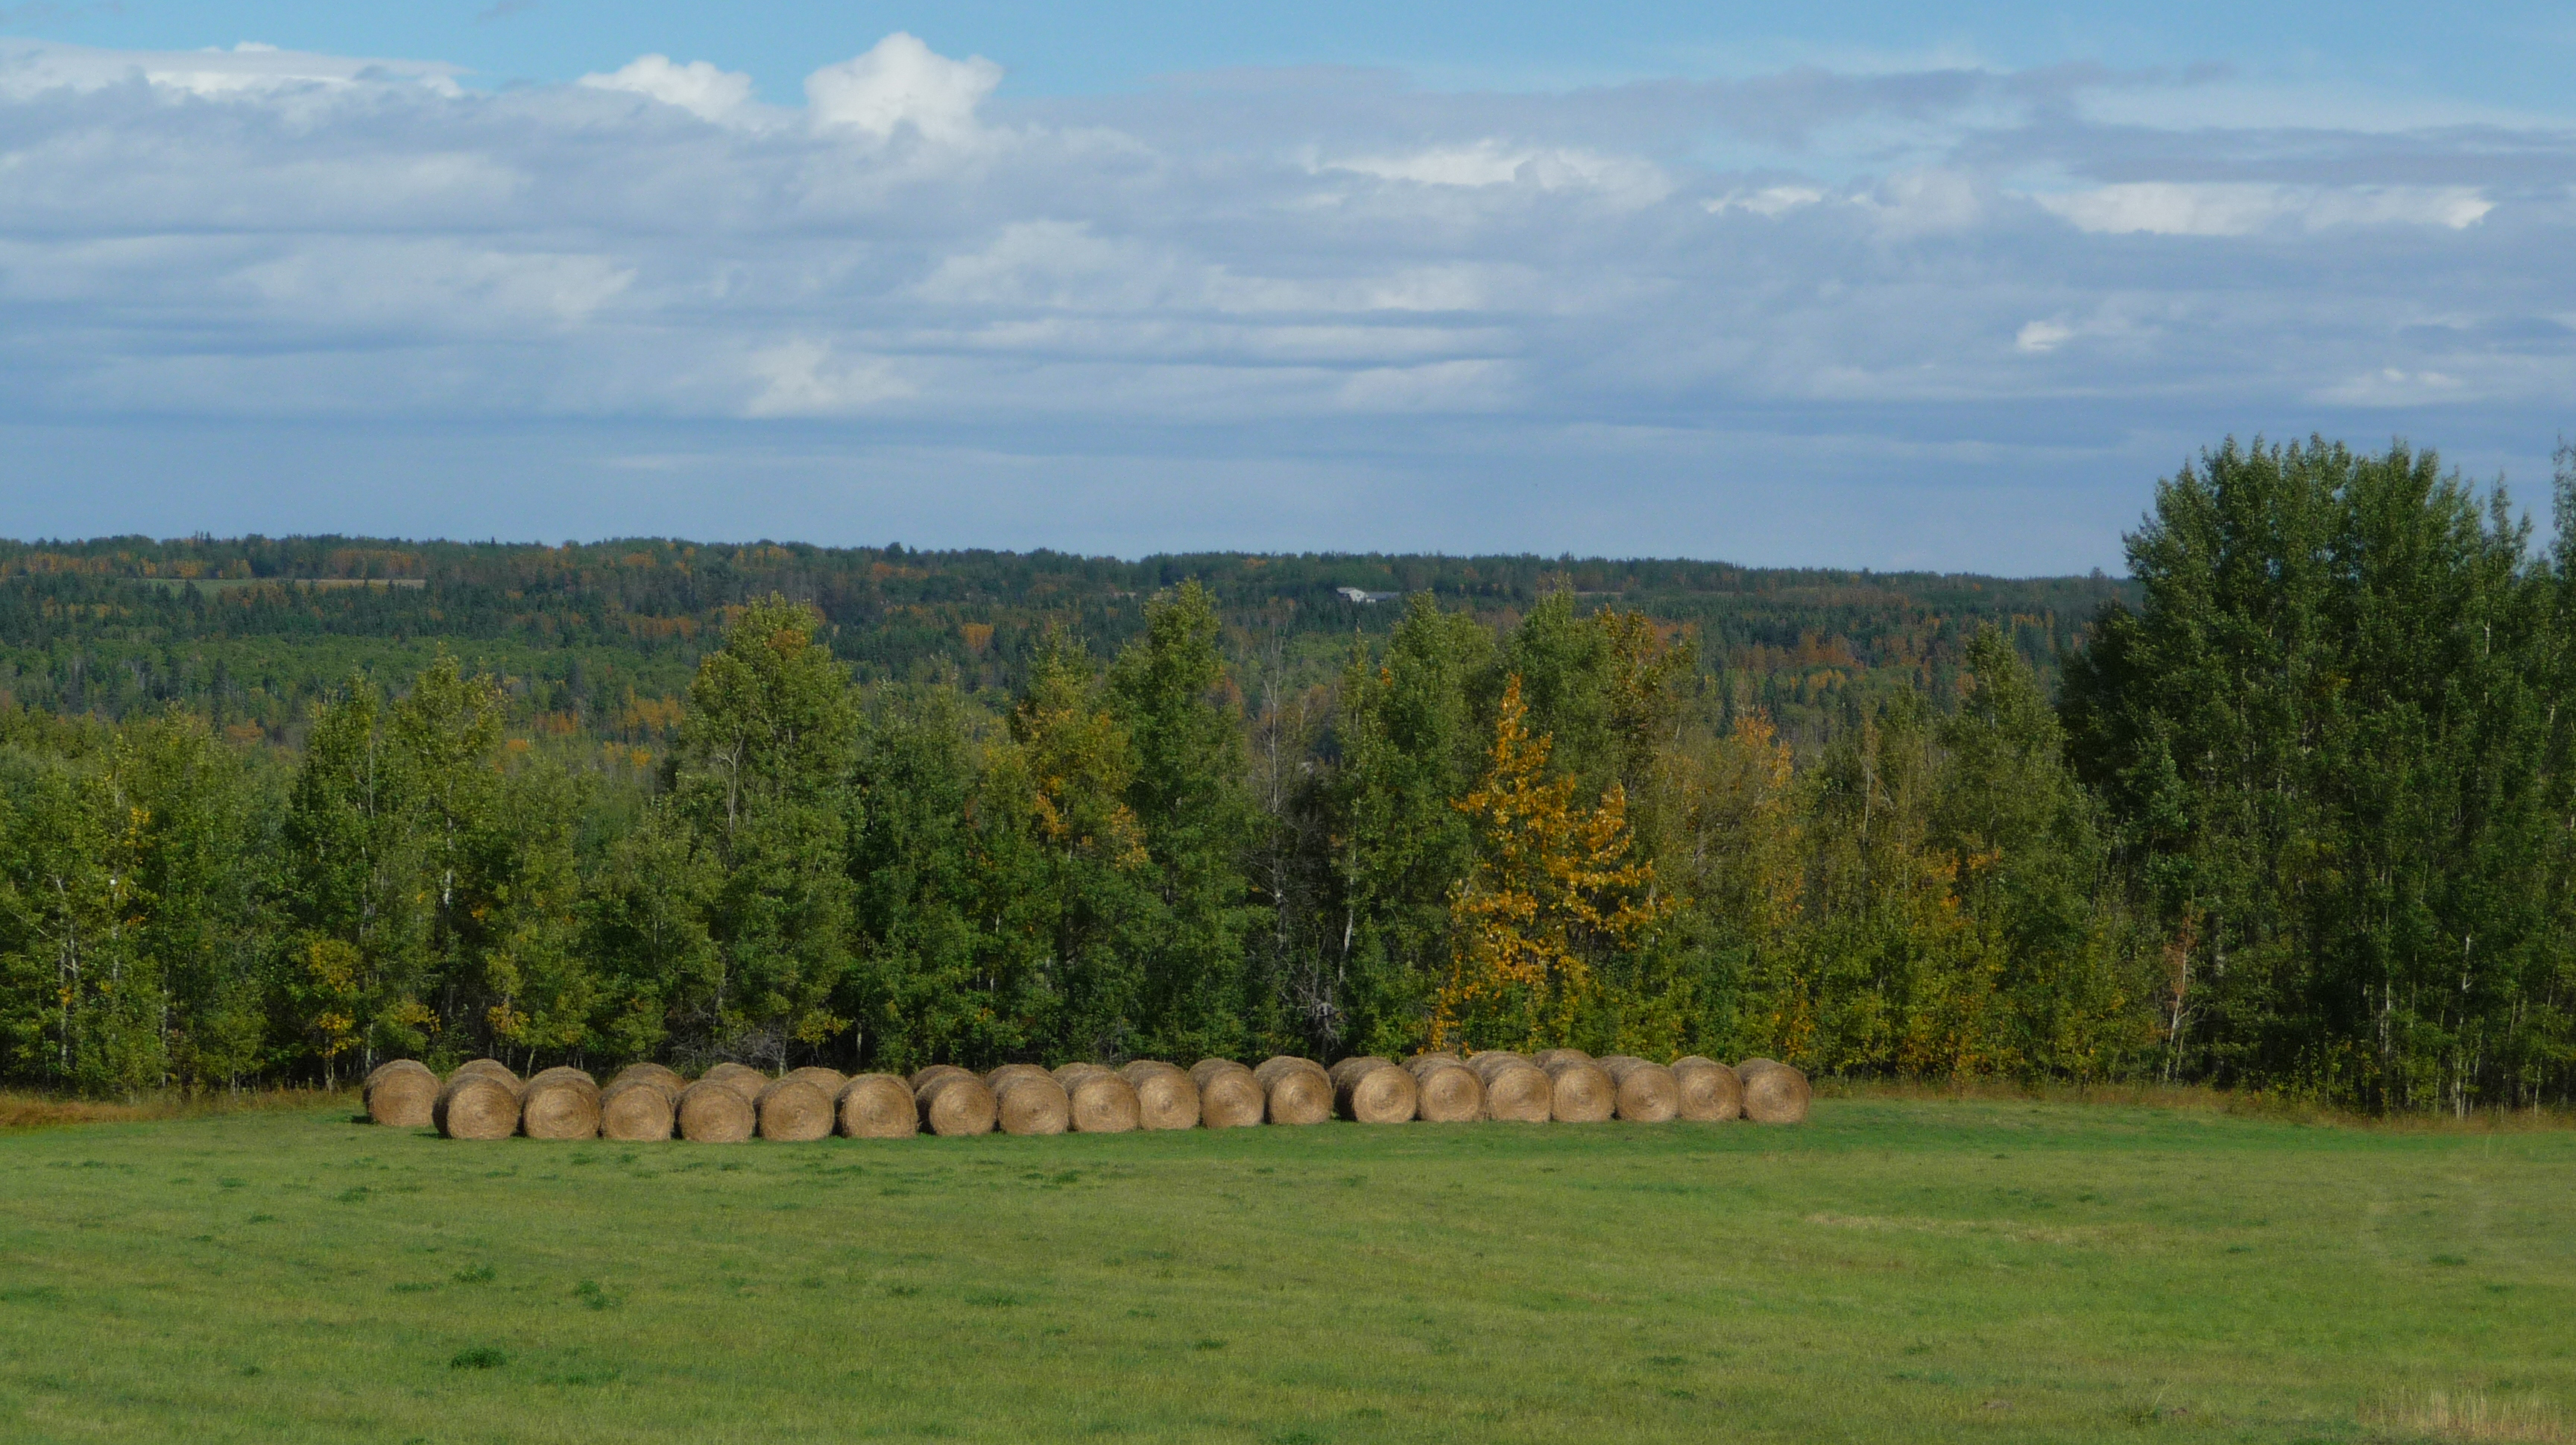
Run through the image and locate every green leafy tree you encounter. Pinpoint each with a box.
[662,598,859,1065]
[2063,438,2558,1108]
[1106,581,1264,1060]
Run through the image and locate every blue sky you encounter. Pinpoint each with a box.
[1,4,2570,571]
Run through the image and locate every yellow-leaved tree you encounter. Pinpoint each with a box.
[1433,675,1673,1051]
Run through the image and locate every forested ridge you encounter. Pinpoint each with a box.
[4,437,2572,1112]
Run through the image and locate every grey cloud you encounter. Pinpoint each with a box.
[0,35,2568,570]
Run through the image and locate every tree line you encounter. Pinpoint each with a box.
[4,438,2571,1112]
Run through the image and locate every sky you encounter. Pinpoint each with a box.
[1,3,2571,573]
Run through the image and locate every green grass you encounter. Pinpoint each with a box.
[1,1099,2569,1444]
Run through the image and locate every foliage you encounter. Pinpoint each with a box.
[1435,675,1673,1051]
[1,438,2572,1109]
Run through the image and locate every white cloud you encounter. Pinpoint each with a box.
[0,37,460,100]
[0,34,2568,566]
[2033,183,2494,236]
[1855,169,1983,234]
[743,341,913,416]
[1707,186,1825,217]
[804,32,1001,144]
[2015,319,2074,353]
[578,54,755,124]
[1325,140,1671,205]
[2311,367,2471,406]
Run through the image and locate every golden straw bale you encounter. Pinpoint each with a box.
[1736,1058,1812,1124]
[910,1064,973,1092]
[699,1062,769,1101]
[1063,1071,1140,1133]
[435,1072,521,1140]
[1253,1056,1332,1126]
[1670,1056,1743,1121]
[608,1062,684,1096]
[836,1074,920,1139]
[1466,1052,1553,1122]
[1326,1055,1389,1086]
[1531,1048,1593,1070]
[1328,1057,1420,1124]
[1190,1060,1266,1129]
[756,1077,836,1141]
[363,1060,438,1128]
[1404,1057,1485,1124]
[988,1069,1070,1136]
[451,1057,521,1090]
[520,1068,602,1140]
[787,1065,848,1099]
[1600,1057,1679,1123]
[676,1078,755,1142]
[1540,1057,1614,1122]
[916,1073,998,1136]
[1118,1061,1202,1130]
[1050,1062,1108,1087]
[1405,1051,1463,1070]
[599,1077,676,1140]
[528,1064,596,1090]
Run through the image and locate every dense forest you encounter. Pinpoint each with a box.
[4,437,2570,1113]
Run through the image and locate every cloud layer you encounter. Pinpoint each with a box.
[1,33,2569,569]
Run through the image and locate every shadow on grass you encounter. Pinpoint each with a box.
[1817,1077,2576,1134]
[0,1086,349,1132]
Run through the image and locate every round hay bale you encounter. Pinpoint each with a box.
[836,1074,920,1139]
[520,1068,602,1140]
[755,1077,835,1142]
[1541,1058,1614,1122]
[1405,1058,1484,1124]
[1064,1071,1140,1133]
[676,1078,756,1142]
[909,1063,973,1092]
[1328,1058,1419,1124]
[608,1062,684,1095]
[1601,1057,1679,1124]
[1670,1055,1743,1121]
[1190,1060,1265,1129]
[1736,1058,1812,1124]
[1597,1053,1645,1072]
[1464,1051,1553,1122]
[1405,1051,1464,1070]
[599,1077,676,1140]
[1325,1055,1387,1086]
[1118,1061,1201,1130]
[450,1057,521,1090]
[917,1073,997,1137]
[434,1072,520,1140]
[1253,1056,1332,1126]
[988,1070,1070,1136]
[363,1059,438,1128]
[1188,1058,1246,1089]
[787,1065,848,1099]
[699,1062,769,1101]
[528,1064,596,1090]
[1050,1061,1108,1086]
[1531,1048,1593,1070]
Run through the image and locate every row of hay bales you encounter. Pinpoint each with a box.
[364,1049,1811,1142]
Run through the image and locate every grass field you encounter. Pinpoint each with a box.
[1,1097,2569,1444]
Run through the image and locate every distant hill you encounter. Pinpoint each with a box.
[0,536,2130,746]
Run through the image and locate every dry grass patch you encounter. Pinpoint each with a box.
[2364,1390,2567,1442]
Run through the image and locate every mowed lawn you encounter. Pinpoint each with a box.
[1,1098,2570,1444]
